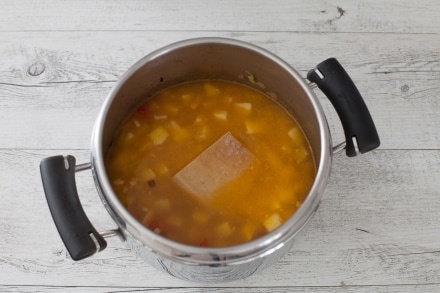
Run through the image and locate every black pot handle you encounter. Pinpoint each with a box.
[307,58,380,157]
[40,155,107,260]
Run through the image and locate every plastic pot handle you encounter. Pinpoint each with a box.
[307,58,380,157]
[40,155,107,260]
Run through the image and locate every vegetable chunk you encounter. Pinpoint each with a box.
[264,213,282,232]
[149,126,169,145]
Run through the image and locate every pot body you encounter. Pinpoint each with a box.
[90,38,332,282]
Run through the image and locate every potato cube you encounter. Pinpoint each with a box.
[156,163,169,175]
[264,213,282,232]
[149,126,169,145]
[234,103,252,115]
[163,104,179,116]
[245,120,261,134]
[295,147,309,163]
[213,110,228,121]
[154,198,170,211]
[142,210,155,226]
[223,95,233,104]
[194,114,204,124]
[125,132,135,142]
[288,127,301,142]
[182,93,194,104]
[204,82,220,96]
[217,222,232,237]
[139,168,156,181]
[112,179,124,186]
[197,125,208,140]
[170,120,189,142]
[242,223,254,241]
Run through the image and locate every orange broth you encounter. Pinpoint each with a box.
[106,80,316,247]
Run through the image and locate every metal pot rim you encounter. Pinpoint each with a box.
[90,37,332,264]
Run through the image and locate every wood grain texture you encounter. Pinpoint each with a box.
[2,284,440,293]
[0,149,439,288]
[1,0,439,291]
[2,0,440,33]
[0,31,439,150]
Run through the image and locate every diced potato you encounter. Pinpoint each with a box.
[126,192,136,206]
[129,179,137,187]
[245,120,261,134]
[288,127,301,142]
[182,93,199,109]
[138,140,153,152]
[264,213,282,232]
[170,120,189,142]
[192,211,209,223]
[266,91,278,100]
[223,96,233,104]
[266,151,284,171]
[190,103,199,110]
[245,71,256,83]
[156,163,169,175]
[213,110,228,121]
[163,104,179,116]
[149,126,169,145]
[217,222,233,237]
[139,168,156,181]
[256,81,266,89]
[234,102,252,115]
[133,119,141,128]
[204,82,220,96]
[242,223,254,241]
[182,93,194,104]
[112,179,124,186]
[125,132,135,141]
[194,115,204,123]
[142,210,155,226]
[281,144,293,154]
[170,120,180,129]
[154,114,168,120]
[295,147,309,163]
[197,125,208,140]
[154,198,170,211]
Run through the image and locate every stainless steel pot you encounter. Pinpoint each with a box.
[40,38,380,282]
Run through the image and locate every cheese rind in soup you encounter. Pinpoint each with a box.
[106,80,316,247]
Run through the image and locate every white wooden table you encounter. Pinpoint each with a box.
[1,1,439,292]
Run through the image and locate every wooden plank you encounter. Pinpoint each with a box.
[1,0,440,33]
[0,31,439,150]
[1,284,440,293]
[1,149,439,287]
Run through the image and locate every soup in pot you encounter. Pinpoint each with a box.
[106,80,315,247]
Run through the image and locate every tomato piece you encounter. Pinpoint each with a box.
[136,105,148,117]
[198,238,209,247]
[148,219,167,236]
